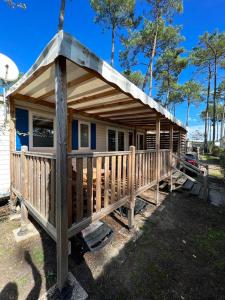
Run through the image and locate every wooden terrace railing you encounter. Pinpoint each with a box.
[11,147,173,239]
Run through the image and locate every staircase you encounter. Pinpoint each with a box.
[158,154,209,200]
[171,170,206,199]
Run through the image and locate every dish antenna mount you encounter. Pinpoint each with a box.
[0,53,19,127]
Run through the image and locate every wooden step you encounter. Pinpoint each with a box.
[176,176,187,185]
[159,181,168,189]
[190,182,202,196]
[172,171,181,179]
[182,179,194,191]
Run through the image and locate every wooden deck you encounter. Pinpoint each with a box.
[11,148,171,239]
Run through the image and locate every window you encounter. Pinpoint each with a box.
[118,131,125,151]
[139,134,144,150]
[108,129,116,151]
[137,133,144,150]
[129,132,133,147]
[79,122,90,149]
[108,129,126,151]
[32,115,54,148]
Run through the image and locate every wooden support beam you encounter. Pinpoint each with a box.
[128,146,135,229]
[55,56,68,291]
[78,99,135,113]
[68,88,121,106]
[67,108,73,227]
[9,97,15,200]
[155,116,160,205]
[38,72,95,101]
[75,97,132,111]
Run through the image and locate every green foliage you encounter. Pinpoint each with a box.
[90,0,135,31]
[154,47,187,106]
[211,146,222,157]
[120,0,184,95]
[220,149,225,175]
[90,0,136,65]
[4,0,26,9]
[122,70,144,88]
[201,104,224,121]
[145,0,183,22]
[180,80,202,126]
[121,20,183,68]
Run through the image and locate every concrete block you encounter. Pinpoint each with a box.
[39,272,88,300]
[13,222,39,243]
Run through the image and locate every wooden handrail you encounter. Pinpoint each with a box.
[172,153,206,175]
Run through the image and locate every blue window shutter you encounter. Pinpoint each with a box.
[91,123,96,150]
[72,120,78,150]
[15,108,29,151]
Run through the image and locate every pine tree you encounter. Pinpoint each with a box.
[90,0,135,66]
[181,80,202,128]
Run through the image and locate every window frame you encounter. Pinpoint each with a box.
[78,120,91,150]
[107,127,126,151]
[29,111,56,152]
[137,133,144,150]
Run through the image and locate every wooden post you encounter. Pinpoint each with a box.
[18,146,29,235]
[156,116,160,205]
[9,97,16,207]
[67,108,73,227]
[128,146,135,229]
[55,56,68,291]
[21,146,28,198]
[134,127,137,148]
[169,125,173,192]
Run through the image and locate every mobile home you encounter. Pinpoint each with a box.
[7,31,186,290]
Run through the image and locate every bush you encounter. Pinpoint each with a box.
[211,146,222,157]
[220,149,225,176]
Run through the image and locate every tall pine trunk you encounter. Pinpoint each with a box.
[221,98,225,139]
[142,23,158,96]
[186,98,190,127]
[111,26,115,67]
[58,0,66,32]
[212,56,217,145]
[204,64,211,153]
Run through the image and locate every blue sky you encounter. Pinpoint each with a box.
[1,0,225,137]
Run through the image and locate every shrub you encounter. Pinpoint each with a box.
[211,146,222,157]
[220,149,225,176]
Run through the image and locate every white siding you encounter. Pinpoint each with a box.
[0,102,10,197]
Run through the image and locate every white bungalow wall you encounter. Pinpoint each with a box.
[0,99,10,198]
[14,99,145,154]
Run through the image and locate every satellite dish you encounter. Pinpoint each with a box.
[0,53,19,83]
[0,53,19,128]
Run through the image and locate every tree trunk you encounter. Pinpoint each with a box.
[209,119,211,142]
[142,24,158,96]
[204,65,211,153]
[111,27,115,67]
[212,56,217,145]
[216,116,219,141]
[58,0,66,32]
[221,99,225,139]
[186,98,190,128]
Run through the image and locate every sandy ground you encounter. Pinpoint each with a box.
[0,182,225,299]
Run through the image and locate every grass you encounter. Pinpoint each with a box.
[196,227,225,269]
[200,155,224,178]
[17,274,29,288]
[32,247,44,265]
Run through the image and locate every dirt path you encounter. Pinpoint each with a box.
[0,183,225,299]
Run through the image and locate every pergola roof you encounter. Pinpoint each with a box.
[7,31,186,131]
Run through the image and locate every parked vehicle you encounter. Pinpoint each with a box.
[185,153,199,167]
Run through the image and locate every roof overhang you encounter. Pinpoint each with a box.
[7,31,187,131]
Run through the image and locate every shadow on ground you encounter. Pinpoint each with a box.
[1,185,225,299]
